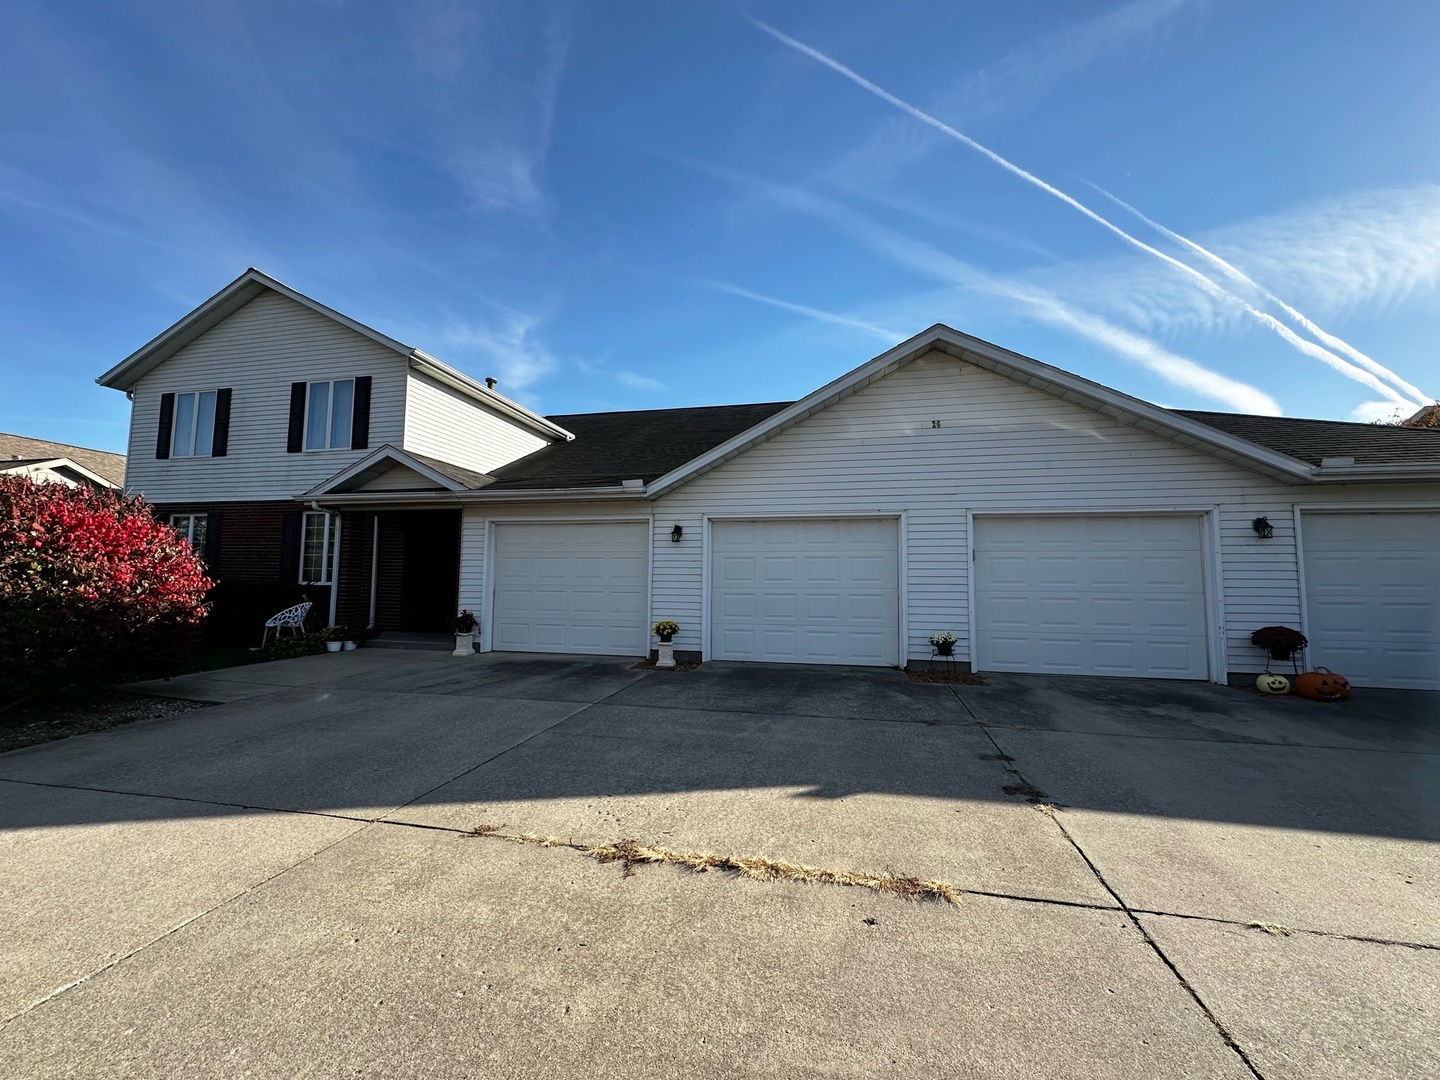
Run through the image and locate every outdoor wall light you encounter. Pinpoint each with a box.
[1252,516,1274,539]
[670,524,684,543]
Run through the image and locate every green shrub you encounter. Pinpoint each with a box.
[263,631,328,660]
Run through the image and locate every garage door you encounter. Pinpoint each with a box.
[975,515,1209,679]
[491,522,648,655]
[1301,512,1440,689]
[710,518,899,666]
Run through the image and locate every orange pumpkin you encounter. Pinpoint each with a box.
[1294,668,1351,702]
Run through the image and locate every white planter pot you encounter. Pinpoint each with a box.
[325,641,343,653]
[453,632,475,657]
[343,641,357,651]
[656,641,676,669]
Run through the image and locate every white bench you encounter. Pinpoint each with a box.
[261,601,313,648]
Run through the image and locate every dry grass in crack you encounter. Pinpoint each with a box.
[585,838,962,904]
[1249,921,1296,937]
[463,825,960,905]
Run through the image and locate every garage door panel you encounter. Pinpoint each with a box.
[491,523,647,656]
[976,515,1209,680]
[1302,512,1439,689]
[711,518,899,667]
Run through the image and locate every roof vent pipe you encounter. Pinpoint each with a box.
[485,377,497,389]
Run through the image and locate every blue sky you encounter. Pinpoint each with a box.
[2,0,1436,453]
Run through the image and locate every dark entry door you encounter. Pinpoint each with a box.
[378,511,460,631]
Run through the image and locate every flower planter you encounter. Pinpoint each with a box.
[343,641,357,651]
[935,643,954,657]
[453,632,475,658]
[656,638,676,669]
[325,641,342,653]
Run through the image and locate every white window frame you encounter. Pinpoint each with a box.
[303,379,356,452]
[170,390,218,458]
[300,511,337,584]
[170,513,208,551]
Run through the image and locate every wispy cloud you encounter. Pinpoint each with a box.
[825,0,1193,189]
[700,279,903,341]
[1089,183,1433,404]
[732,179,1281,414]
[746,16,1424,407]
[430,310,559,397]
[615,371,665,391]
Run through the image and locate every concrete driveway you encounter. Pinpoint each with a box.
[1,652,1435,1079]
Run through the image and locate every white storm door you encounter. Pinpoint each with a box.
[710,518,900,667]
[1301,511,1440,689]
[491,522,648,656]
[975,514,1209,679]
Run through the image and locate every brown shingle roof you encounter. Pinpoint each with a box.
[0,433,126,486]
[485,402,794,490]
[1171,411,1440,467]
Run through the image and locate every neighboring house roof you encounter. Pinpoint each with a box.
[0,456,121,489]
[0,432,125,486]
[94,267,573,443]
[1173,411,1440,468]
[482,402,795,490]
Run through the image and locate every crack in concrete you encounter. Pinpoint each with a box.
[953,684,1269,1080]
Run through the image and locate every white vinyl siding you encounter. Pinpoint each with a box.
[125,291,405,502]
[1301,511,1440,689]
[490,522,648,655]
[974,514,1208,679]
[404,372,548,476]
[710,518,900,666]
[648,351,1433,671]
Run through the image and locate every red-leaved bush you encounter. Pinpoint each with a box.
[0,476,212,699]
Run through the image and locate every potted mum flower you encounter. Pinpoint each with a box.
[929,630,958,657]
[1250,625,1307,662]
[453,610,478,657]
[652,620,680,669]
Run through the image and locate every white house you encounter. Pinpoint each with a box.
[99,269,1440,690]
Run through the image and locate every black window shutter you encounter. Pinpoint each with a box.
[351,376,372,450]
[156,393,175,459]
[286,383,307,453]
[279,510,301,583]
[211,388,232,457]
[203,512,222,575]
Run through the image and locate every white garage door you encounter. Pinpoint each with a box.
[710,518,899,667]
[975,515,1209,679]
[491,522,648,656]
[1301,512,1440,690]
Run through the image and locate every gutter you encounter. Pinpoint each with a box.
[1309,464,1440,481]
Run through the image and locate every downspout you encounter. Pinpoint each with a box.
[368,514,380,630]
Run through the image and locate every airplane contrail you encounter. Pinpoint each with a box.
[747,16,1422,408]
[1087,183,1432,404]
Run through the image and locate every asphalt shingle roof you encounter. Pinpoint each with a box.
[1172,410,1440,467]
[0,433,126,486]
[485,402,794,490]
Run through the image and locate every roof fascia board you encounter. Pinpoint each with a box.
[97,269,414,391]
[407,352,574,442]
[646,325,1315,497]
[310,486,646,506]
[301,444,473,497]
[1310,464,1440,481]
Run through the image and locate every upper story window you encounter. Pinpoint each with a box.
[305,379,355,450]
[157,389,230,460]
[288,376,370,454]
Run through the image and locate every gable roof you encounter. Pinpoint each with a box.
[0,432,125,486]
[0,456,120,489]
[96,268,572,443]
[482,402,794,491]
[303,445,493,496]
[1173,411,1440,468]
